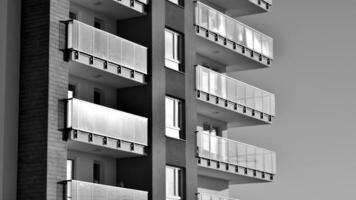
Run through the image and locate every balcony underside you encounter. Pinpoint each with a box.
[71,0,146,19]
[196,91,272,127]
[198,157,274,184]
[195,26,271,72]
[66,130,146,158]
[205,0,271,17]
[68,51,146,88]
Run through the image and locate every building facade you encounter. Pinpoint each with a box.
[0,0,276,199]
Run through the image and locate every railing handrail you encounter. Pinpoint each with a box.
[196,1,273,43]
[195,1,274,59]
[197,131,275,153]
[67,98,148,146]
[69,98,147,121]
[196,131,277,174]
[196,65,276,116]
[71,19,147,50]
[65,179,149,195]
[197,192,240,200]
[196,65,274,97]
[67,19,148,74]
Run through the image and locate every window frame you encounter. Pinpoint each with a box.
[167,0,184,7]
[94,88,103,105]
[165,28,183,72]
[66,159,74,180]
[166,166,182,200]
[93,161,103,184]
[165,96,184,139]
[68,84,76,99]
[94,17,105,30]
[69,11,78,20]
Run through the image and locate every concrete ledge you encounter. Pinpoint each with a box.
[67,129,147,158]
[198,157,274,183]
[195,26,271,72]
[196,91,273,127]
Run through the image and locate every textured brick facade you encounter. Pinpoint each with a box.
[18,0,69,199]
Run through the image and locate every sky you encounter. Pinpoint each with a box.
[229,0,356,199]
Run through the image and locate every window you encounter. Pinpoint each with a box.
[66,159,74,180]
[167,0,183,6]
[166,166,181,200]
[94,18,104,30]
[94,88,102,105]
[93,161,102,183]
[203,124,220,136]
[165,96,183,139]
[165,29,182,71]
[68,84,76,98]
[69,11,77,20]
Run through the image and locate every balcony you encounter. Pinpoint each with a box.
[195,2,273,71]
[71,0,148,18]
[64,180,148,200]
[65,20,148,86]
[66,98,148,157]
[204,0,272,17]
[196,131,276,183]
[196,65,275,126]
[198,192,240,200]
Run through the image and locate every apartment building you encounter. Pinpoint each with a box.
[0,0,276,199]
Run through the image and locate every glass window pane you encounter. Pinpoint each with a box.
[166,167,175,196]
[255,89,263,112]
[245,28,254,49]
[237,83,246,106]
[247,145,256,169]
[165,98,174,127]
[200,69,209,92]
[209,71,218,96]
[246,86,255,108]
[198,3,209,29]
[165,31,174,60]
[67,160,73,180]
[208,9,218,33]
[262,36,270,57]
[217,13,226,36]
[254,32,262,53]
[236,23,245,45]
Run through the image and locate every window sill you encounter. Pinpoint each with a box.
[166,0,184,9]
[165,135,186,142]
[165,66,185,75]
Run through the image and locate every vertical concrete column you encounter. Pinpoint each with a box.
[0,0,21,199]
[115,0,167,200]
[184,0,199,200]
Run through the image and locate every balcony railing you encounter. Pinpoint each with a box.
[196,65,275,116]
[67,98,148,146]
[198,192,240,200]
[195,2,273,59]
[64,180,148,200]
[197,131,277,174]
[67,20,147,75]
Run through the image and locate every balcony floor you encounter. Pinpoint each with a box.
[198,158,274,184]
[196,91,272,127]
[195,28,271,72]
[66,130,146,158]
[205,0,271,17]
[68,52,146,88]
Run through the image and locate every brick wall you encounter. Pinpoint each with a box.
[18,0,69,199]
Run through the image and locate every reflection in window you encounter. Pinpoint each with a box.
[165,29,182,71]
[166,166,181,200]
[165,96,182,139]
[66,159,74,180]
